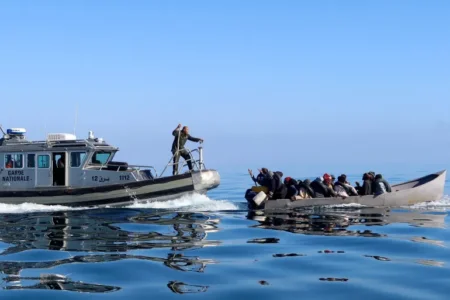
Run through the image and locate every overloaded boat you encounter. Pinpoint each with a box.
[245,170,447,210]
[0,126,220,207]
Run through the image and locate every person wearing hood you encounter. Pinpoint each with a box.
[373,174,392,195]
[330,174,336,188]
[248,168,270,187]
[355,173,372,195]
[284,177,299,200]
[310,174,336,198]
[291,179,315,199]
[298,179,315,198]
[323,174,337,197]
[268,171,287,200]
[334,175,358,198]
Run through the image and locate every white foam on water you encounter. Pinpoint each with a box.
[0,203,89,214]
[125,193,239,212]
[323,203,368,208]
[408,195,450,210]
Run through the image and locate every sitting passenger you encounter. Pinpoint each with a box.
[310,177,326,198]
[248,168,270,187]
[268,171,287,200]
[323,174,337,197]
[378,173,391,192]
[334,175,358,198]
[340,174,358,196]
[368,171,376,192]
[284,177,299,200]
[297,179,315,198]
[290,179,314,200]
[355,173,373,195]
[374,174,392,195]
[330,174,336,188]
[310,174,336,198]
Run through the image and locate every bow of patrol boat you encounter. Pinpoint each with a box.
[192,169,221,192]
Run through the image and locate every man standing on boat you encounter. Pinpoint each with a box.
[171,124,204,175]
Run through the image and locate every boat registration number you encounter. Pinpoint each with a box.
[119,175,130,181]
[92,176,110,182]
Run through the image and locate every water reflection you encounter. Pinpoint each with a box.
[247,207,447,237]
[0,253,216,276]
[0,209,221,293]
[0,210,221,255]
[3,274,120,293]
[167,281,209,294]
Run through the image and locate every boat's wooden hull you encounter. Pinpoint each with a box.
[250,170,447,210]
[0,169,220,207]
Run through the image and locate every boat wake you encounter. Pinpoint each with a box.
[317,194,450,210]
[0,194,447,215]
[0,203,89,214]
[125,193,240,212]
[409,194,450,210]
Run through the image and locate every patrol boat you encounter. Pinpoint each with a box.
[0,126,220,207]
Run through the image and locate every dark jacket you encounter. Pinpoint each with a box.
[285,178,299,199]
[297,180,315,198]
[171,129,201,153]
[335,181,358,196]
[268,172,287,200]
[310,178,329,198]
[358,180,372,195]
[379,178,391,192]
[373,178,392,195]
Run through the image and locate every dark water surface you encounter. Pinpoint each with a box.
[0,171,449,299]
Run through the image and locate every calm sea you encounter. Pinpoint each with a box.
[0,169,449,299]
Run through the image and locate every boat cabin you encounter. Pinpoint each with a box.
[0,128,154,190]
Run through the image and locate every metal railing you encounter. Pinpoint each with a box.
[159,145,205,178]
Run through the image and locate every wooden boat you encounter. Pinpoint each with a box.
[246,170,447,210]
[0,126,220,207]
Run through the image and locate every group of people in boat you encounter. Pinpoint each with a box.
[246,168,392,201]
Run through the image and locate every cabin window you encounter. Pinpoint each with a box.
[27,154,35,168]
[38,155,50,168]
[91,151,111,165]
[4,154,23,169]
[70,152,87,167]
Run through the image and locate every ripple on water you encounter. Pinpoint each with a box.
[0,188,448,299]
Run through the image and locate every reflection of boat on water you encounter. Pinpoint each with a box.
[167,281,209,294]
[247,207,447,236]
[246,170,447,209]
[0,210,221,255]
[0,253,216,277]
[0,210,220,292]
[4,274,120,293]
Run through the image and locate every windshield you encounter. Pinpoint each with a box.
[91,151,112,165]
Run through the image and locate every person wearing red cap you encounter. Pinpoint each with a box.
[323,173,337,197]
[310,174,337,198]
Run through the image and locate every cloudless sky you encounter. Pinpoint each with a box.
[1,0,449,176]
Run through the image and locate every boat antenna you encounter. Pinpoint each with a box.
[0,124,5,135]
[73,103,78,135]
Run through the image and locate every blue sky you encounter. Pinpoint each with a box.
[1,0,449,175]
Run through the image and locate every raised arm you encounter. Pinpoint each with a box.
[172,124,181,136]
